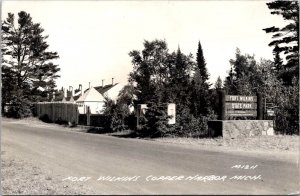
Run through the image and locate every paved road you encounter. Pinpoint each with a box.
[2,119,299,195]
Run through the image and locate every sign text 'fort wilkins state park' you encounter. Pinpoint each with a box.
[225,95,257,117]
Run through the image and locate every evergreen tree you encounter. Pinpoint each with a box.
[2,11,60,117]
[128,39,168,103]
[192,41,211,116]
[263,0,299,85]
[214,76,223,90]
[196,41,209,81]
[169,47,194,111]
[273,44,283,73]
[224,65,236,94]
[224,48,262,96]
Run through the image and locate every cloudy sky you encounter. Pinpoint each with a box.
[2,1,286,90]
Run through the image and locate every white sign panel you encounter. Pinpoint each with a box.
[167,103,176,125]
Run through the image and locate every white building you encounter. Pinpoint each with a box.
[76,87,105,114]
[94,83,124,102]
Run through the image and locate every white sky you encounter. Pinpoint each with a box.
[2,1,286,91]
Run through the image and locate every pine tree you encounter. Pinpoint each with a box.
[2,11,60,117]
[273,44,283,73]
[173,47,191,108]
[223,64,237,95]
[224,48,262,96]
[263,0,299,85]
[192,41,211,116]
[214,76,223,90]
[196,41,209,81]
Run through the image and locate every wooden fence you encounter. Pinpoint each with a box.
[35,102,79,124]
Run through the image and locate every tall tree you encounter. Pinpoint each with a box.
[169,47,195,112]
[263,0,299,85]
[223,64,236,94]
[214,76,223,90]
[129,39,169,103]
[129,40,195,104]
[196,41,209,81]
[2,11,60,117]
[224,48,262,96]
[192,41,211,116]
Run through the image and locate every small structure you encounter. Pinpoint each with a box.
[76,87,105,114]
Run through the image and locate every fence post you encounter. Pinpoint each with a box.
[218,90,226,120]
[87,106,91,126]
[36,103,39,117]
[64,103,67,122]
[75,105,79,125]
[51,103,53,122]
[257,93,263,120]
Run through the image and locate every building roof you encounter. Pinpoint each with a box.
[94,83,118,94]
[66,96,75,102]
[76,87,105,102]
[73,95,81,101]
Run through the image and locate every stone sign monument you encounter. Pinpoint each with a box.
[208,91,274,139]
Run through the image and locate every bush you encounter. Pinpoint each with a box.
[39,114,52,123]
[134,103,218,138]
[124,114,137,130]
[88,115,111,130]
[5,97,32,118]
[54,117,68,125]
[171,107,215,138]
[102,97,130,132]
[137,102,172,138]
[274,82,299,134]
[78,114,87,125]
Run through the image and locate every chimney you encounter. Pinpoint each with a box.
[102,79,104,87]
[79,84,82,95]
[64,88,67,98]
[112,77,114,85]
[69,86,73,96]
[89,82,91,89]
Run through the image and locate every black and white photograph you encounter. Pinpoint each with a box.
[1,0,299,195]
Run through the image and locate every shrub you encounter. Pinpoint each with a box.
[89,115,111,130]
[137,102,172,138]
[173,109,205,137]
[274,81,299,134]
[102,97,130,132]
[124,114,137,130]
[164,107,217,138]
[110,113,126,131]
[54,117,67,125]
[39,114,52,123]
[6,97,32,118]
